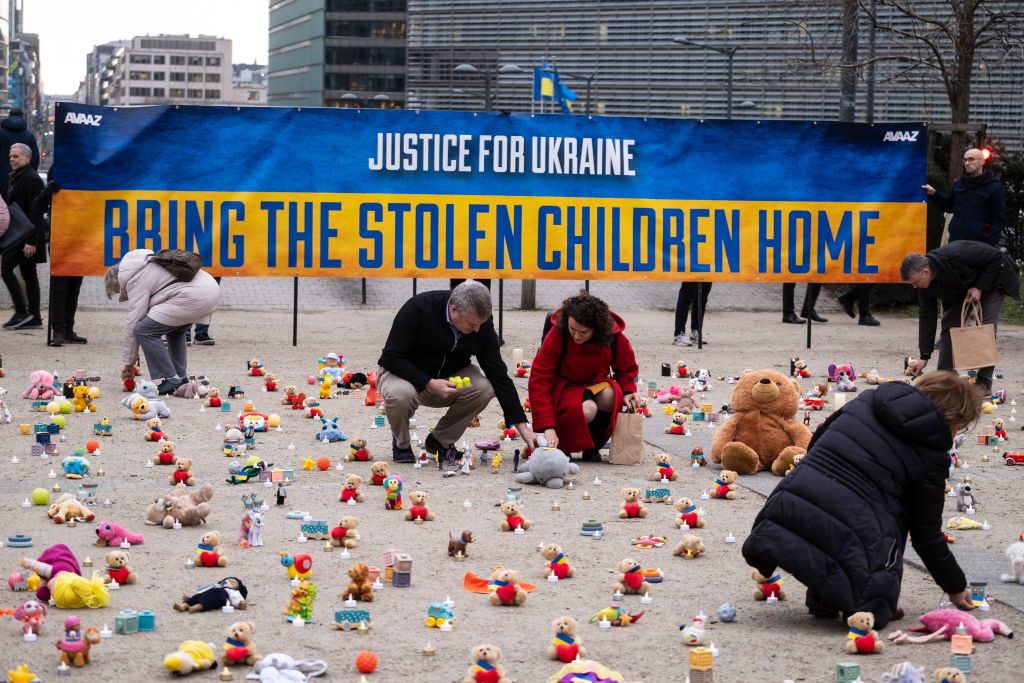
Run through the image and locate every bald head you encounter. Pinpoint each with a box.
[963,148,985,177]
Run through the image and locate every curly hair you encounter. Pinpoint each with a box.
[556,290,615,346]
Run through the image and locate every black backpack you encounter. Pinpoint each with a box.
[149,249,203,282]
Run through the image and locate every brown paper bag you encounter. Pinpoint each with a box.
[950,300,998,370]
[608,409,645,465]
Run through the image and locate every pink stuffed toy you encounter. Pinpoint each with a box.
[13,599,47,635]
[94,521,145,547]
[888,609,1014,644]
[22,370,56,400]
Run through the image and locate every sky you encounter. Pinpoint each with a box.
[23,0,269,95]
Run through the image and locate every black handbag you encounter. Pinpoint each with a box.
[0,203,35,253]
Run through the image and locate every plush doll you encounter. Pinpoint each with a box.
[20,544,110,608]
[614,558,651,595]
[339,474,366,504]
[830,363,858,392]
[803,383,828,409]
[676,361,689,379]
[689,368,712,392]
[238,507,264,548]
[247,359,264,377]
[1001,541,1024,584]
[405,490,435,521]
[635,397,651,417]
[711,369,812,475]
[448,530,474,557]
[690,446,707,466]
[319,375,333,400]
[994,417,1009,441]
[790,357,811,378]
[196,531,228,567]
[845,612,885,654]
[680,613,708,646]
[62,455,90,479]
[548,616,587,663]
[499,500,531,531]
[102,550,138,585]
[47,493,95,524]
[173,577,248,613]
[653,453,677,481]
[514,360,530,378]
[588,603,645,627]
[153,440,178,466]
[262,373,278,392]
[888,609,1014,644]
[121,363,139,392]
[72,384,100,413]
[497,418,518,440]
[132,379,171,417]
[145,483,214,528]
[13,599,47,636]
[170,458,195,486]
[513,447,579,488]
[205,387,222,408]
[347,438,371,462]
[383,475,403,510]
[345,563,374,602]
[672,534,707,559]
[330,516,359,548]
[94,521,144,547]
[223,621,261,667]
[710,470,738,500]
[143,417,166,442]
[164,641,218,675]
[932,668,967,683]
[303,397,323,419]
[541,543,575,579]
[674,497,705,528]
[656,385,682,403]
[462,644,510,683]
[315,417,348,442]
[752,570,785,600]
[22,370,56,400]
[488,568,527,606]
[369,461,389,486]
[955,482,978,513]
[619,487,648,519]
[665,411,689,435]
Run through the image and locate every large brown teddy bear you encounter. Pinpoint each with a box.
[711,369,811,475]
[345,562,374,602]
[145,483,214,527]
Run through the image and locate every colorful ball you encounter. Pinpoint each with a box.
[59,400,74,414]
[316,457,331,471]
[307,376,317,385]
[355,650,377,674]
[717,603,737,623]
[31,488,51,506]
[981,401,994,414]
[50,415,67,429]
[268,414,281,428]
[85,440,100,453]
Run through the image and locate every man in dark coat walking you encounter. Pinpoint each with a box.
[902,240,1020,392]
[743,373,978,629]
[1,142,45,329]
[0,108,40,182]
[923,148,1005,245]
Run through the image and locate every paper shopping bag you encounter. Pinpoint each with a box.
[950,300,998,371]
[608,409,645,465]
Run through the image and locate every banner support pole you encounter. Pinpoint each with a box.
[696,282,703,350]
[292,277,298,347]
[361,278,366,305]
[806,311,813,349]
[498,279,505,345]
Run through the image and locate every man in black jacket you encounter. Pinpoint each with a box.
[902,240,1020,391]
[923,148,1005,245]
[1,142,45,330]
[0,108,40,182]
[378,281,535,462]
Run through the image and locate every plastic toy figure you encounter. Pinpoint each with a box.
[56,616,101,667]
[276,483,287,506]
[284,580,317,623]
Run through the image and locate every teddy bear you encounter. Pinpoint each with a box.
[1000,541,1024,584]
[789,357,810,378]
[205,387,222,408]
[22,370,56,400]
[94,521,144,547]
[674,497,705,528]
[344,562,374,602]
[174,577,248,613]
[677,387,700,413]
[846,611,885,654]
[653,453,677,481]
[689,368,712,392]
[303,397,323,419]
[540,543,575,579]
[513,447,580,488]
[665,411,689,435]
[488,568,528,606]
[127,395,151,420]
[339,474,366,504]
[73,384,100,413]
[143,417,166,442]
[263,373,278,392]
[126,380,171,418]
[145,483,214,528]
[196,530,228,568]
[752,570,785,600]
[47,493,95,524]
[672,534,706,559]
[675,361,689,379]
[223,621,261,667]
[247,359,264,377]
[462,644,510,683]
[614,558,651,595]
[369,461,389,486]
[499,500,531,531]
[330,516,359,548]
[103,550,138,585]
[710,470,738,500]
[153,440,178,466]
[405,491,435,521]
[548,616,587,663]
[170,458,195,486]
[346,438,371,462]
[710,368,811,475]
[786,452,805,475]
[619,487,648,519]
[280,385,299,407]
[690,446,707,466]
[933,668,967,683]
[993,417,1008,440]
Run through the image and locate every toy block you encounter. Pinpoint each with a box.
[137,610,156,632]
[689,647,713,670]
[31,444,43,456]
[700,403,713,413]
[706,411,720,422]
[258,469,272,483]
[382,549,400,566]
[395,553,413,573]
[384,566,394,583]
[836,662,861,683]
[115,609,139,634]
[270,468,284,482]
[36,432,50,444]
[986,436,998,446]
[949,653,972,674]
[373,414,386,428]
[282,468,295,482]
[45,443,57,454]
[691,411,705,422]
[392,570,411,587]
[689,671,713,683]
[33,423,48,434]
[47,423,61,434]
[221,402,231,412]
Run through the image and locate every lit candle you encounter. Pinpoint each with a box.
[725,532,736,544]
[548,573,559,583]
[344,594,357,607]
[463,499,472,509]
[640,591,653,604]
[99,624,112,639]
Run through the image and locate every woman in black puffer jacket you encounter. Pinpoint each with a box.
[743,371,979,628]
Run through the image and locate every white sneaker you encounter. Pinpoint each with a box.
[673,333,693,347]
[690,330,706,344]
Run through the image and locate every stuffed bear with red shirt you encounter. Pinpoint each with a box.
[169,457,195,486]
[499,500,531,531]
[652,453,677,481]
[846,611,885,654]
[618,487,648,519]
[152,440,178,466]
[103,549,138,585]
[338,474,366,504]
[613,558,651,595]
[488,568,527,606]
[330,515,359,548]
[369,461,389,486]
[541,543,575,579]
[404,490,435,522]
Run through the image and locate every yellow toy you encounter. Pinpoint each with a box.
[164,640,217,675]
[319,376,333,400]
[7,664,39,683]
[448,375,471,389]
[947,516,983,530]
[491,452,502,473]
[73,385,101,413]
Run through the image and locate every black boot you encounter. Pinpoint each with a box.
[582,411,611,461]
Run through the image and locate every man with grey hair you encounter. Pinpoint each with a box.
[1,141,45,330]
[901,240,1019,392]
[378,280,536,462]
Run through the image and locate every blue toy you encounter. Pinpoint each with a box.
[62,456,90,479]
[717,603,737,623]
[315,417,348,443]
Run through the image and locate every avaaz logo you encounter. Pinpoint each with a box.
[883,130,919,142]
[64,112,103,126]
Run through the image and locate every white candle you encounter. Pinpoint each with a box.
[512,348,524,366]
[640,592,653,604]
[548,573,559,583]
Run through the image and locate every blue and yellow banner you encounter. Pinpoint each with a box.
[52,104,927,281]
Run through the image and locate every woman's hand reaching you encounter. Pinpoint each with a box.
[543,428,559,449]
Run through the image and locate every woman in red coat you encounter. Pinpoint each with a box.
[529,292,640,461]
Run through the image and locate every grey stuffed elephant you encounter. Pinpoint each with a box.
[514,447,580,488]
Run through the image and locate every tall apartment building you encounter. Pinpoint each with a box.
[268,0,406,109]
[76,41,128,105]
[89,35,265,107]
[0,2,15,108]
[233,63,268,104]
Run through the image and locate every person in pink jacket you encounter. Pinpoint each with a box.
[104,249,220,394]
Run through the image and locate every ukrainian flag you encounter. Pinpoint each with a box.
[533,65,556,101]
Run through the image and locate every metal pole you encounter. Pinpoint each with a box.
[361,278,366,305]
[497,278,504,345]
[696,282,703,349]
[412,278,417,296]
[292,276,299,347]
[806,308,812,350]
[584,280,590,293]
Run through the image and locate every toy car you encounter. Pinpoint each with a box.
[334,608,371,631]
[425,602,455,628]
[1003,451,1024,466]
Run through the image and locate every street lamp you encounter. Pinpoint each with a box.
[672,35,739,120]
[452,63,523,112]
[340,92,390,108]
[542,67,596,116]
